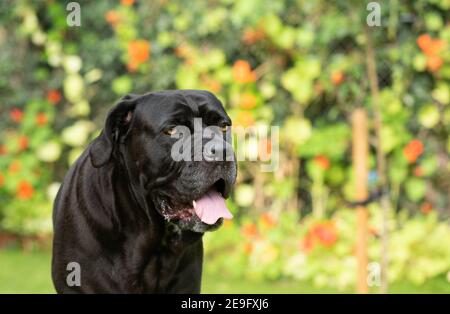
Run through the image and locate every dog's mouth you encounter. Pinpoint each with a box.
[159,178,233,227]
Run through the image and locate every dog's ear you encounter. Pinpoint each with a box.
[89,94,139,168]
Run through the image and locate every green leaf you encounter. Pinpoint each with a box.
[112,76,133,95]
[418,104,440,128]
[405,178,426,202]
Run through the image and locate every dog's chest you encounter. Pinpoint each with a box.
[126,224,203,293]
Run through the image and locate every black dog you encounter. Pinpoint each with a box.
[52,90,237,293]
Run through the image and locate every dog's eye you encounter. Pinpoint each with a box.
[220,124,229,133]
[164,127,177,136]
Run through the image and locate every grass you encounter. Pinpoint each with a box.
[0,248,449,294]
[0,248,54,294]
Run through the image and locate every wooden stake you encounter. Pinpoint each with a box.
[352,109,369,294]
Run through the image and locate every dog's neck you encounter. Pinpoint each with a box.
[162,221,203,249]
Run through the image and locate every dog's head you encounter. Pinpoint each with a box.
[89,90,237,233]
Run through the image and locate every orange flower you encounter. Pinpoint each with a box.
[16,180,34,200]
[127,40,151,71]
[413,166,423,177]
[427,39,445,55]
[417,34,432,53]
[18,136,29,151]
[417,34,445,56]
[10,108,23,123]
[403,139,424,163]
[121,0,134,6]
[8,160,21,174]
[105,10,121,27]
[47,90,61,105]
[331,70,345,85]
[232,60,256,83]
[235,111,255,128]
[300,235,315,253]
[0,145,7,156]
[310,221,338,247]
[421,202,432,214]
[0,173,4,187]
[36,113,48,126]
[242,28,265,45]
[258,138,272,161]
[243,242,253,255]
[241,223,258,238]
[206,80,221,93]
[417,34,446,73]
[239,93,257,110]
[426,55,443,73]
[201,75,222,93]
[314,155,330,170]
[260,212,276,229]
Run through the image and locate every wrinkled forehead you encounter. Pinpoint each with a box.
[135,91,230,129]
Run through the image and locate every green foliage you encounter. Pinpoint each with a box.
[205,208,450,290]
[0,0,449,290]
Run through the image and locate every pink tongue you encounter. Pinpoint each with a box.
[193,190,233,225]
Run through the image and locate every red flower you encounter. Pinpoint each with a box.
[18,136,29,151]
[36,113,48,126]
[300,221,339,253]
[47,90,61,105]
[311,221,339,247]
[10,108,23,123]
[232,60,256,83]
[403,139,424,163]
[314,155,330,170]
[0,173,4,187]
[17,180,34,200]
[421,202,432,214]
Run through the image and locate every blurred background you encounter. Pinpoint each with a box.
[1,0,450,293]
